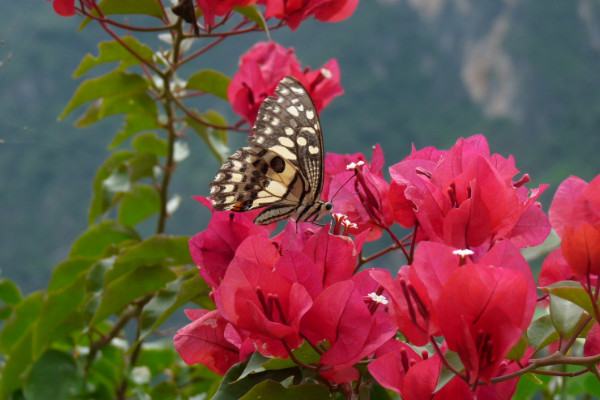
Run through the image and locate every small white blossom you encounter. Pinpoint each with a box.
[342,220,358,230]
[333,213,348,221]
[368,292,388,305]
[346,160,365,170]
[452,249,474,257]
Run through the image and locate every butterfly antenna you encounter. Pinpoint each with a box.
[329,169,358,203]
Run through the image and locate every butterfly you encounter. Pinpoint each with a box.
[210,76,333,225]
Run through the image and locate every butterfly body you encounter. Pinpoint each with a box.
[210,76,332,225]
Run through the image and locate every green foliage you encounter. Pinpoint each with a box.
[0,1,242,397]
[187,70,231,101]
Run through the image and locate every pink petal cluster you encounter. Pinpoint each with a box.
[228,42,343,125]
[258,0,359,30]
[177,134,557,397]
[196,0,257,27]
[389,135,550,259]
[176,199,395,379]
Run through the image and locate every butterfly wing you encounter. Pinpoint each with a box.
[210,76,326,225]
[252,77,325,203]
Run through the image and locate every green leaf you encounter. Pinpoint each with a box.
[212,361,302,400]
[48,257,98,292]
[527,314,559,351]
[150,381,179,400]
[262,342,321,371]
[110,114,162,149]
[541,280,596,316]
[105,235,192,285]
[234,5,270,38]
[137,273,209,343]
[131,132,168,156]
[186,110,230,163]
[79,0,164,30]
[136,340,176,377]
[59,71,148,120]
[0,291,43,354]
[23,350,83,400]
[0,279,22,304]
[69,220,141,258]
[85,344,124,399]
[506,335,529,361]
[75,91,157,127]
[118,184,160,226]
[239,352,271,379]
[514,372,548,400]
[565,364,600,396]
[240,380,330,400]
[186,70,231,100]
[89,150,134,224]
[549,294,585,337]
[128,152,159,182]
[0,326,34,399]
[33,272,87,357]
[91,265,176,325]
[434,350,464,393]
[74,37,156,78]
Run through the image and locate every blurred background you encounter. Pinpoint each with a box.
[2,0,600,294]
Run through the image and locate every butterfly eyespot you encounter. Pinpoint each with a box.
[270,156,286,173]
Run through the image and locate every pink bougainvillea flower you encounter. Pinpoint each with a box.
[583,322,600,359]
[388,144,445,229]
[325,145,394,241]
[370,242,462,346]
[300,278,396,383]
[215,232,312,358]
[544,174,600,282]
[53,0,76,16]
[174,309,244,375]
[274,222,357,297]
[369,339,472,399]
[51,0,98,17]
[389,135,550,259]
[188,196,272,289]
[538,247,574,287]
[259,0,359,30]
[228,42,343,124]
[549,175,600,238]
[561,222,600,278]
[436,263,533,384]
[196,0,256,27]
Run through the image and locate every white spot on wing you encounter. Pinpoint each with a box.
[287,106,299,117]
[278,136,295,147]
[308,146,319,155]
[270,145,297,160]
[230,173,244,182]
[306,110,315,120]
[296,136,307,146]
[285,127,294,136]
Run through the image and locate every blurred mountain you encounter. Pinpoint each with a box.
[1,0,600,293]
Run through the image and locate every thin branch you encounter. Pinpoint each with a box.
[170,94,250,132]
[357,243,399,269]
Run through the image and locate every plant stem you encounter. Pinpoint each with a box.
[156,20,184,234]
